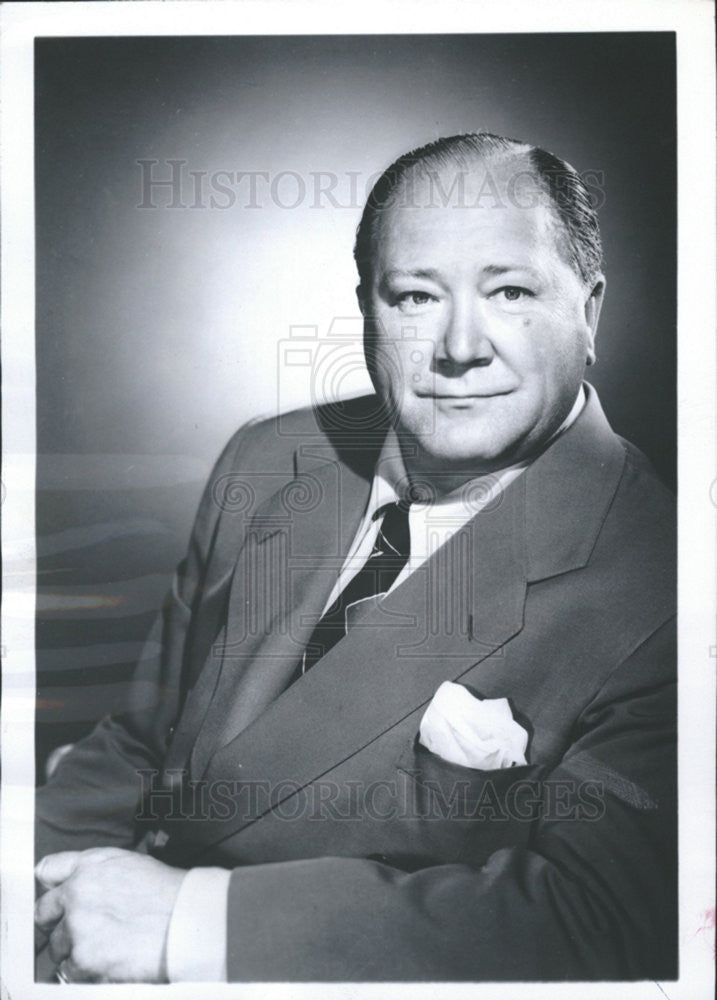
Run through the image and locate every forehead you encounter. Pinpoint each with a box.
[373,159,566,273]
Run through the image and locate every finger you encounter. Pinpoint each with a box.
[35,852,83,889]
[35,922,50,956]
[36,847,128,888]
[34,887,64,931]
[47,919,71,966]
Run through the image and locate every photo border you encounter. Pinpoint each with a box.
[2,2,714,998]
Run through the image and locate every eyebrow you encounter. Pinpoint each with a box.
[383,264,544,281]
[480,264,544,280]
[383,268,442,281]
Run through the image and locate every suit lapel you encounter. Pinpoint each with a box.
[188,449,374,776]
[523,384,627,581]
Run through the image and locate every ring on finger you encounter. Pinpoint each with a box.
[56,961,72,985]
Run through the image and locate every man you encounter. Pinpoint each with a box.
[35,132,676,982]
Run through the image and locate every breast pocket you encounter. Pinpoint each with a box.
[396,737,545,868]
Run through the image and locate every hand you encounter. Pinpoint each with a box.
[34,847,185,983]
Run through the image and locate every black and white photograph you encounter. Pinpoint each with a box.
[1,2,714,997]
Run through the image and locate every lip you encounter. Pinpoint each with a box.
[416,390,514,399]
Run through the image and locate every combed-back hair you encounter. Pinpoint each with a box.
[353,131,603,288]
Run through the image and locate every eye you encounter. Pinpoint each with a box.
[495,286,533,302]
[396,290,436,310]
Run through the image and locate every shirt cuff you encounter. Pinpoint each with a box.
[165,866,231,981]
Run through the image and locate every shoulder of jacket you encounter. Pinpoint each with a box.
[612,436,676,538]
[215,394,383,470]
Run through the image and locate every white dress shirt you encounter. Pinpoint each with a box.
[165,387,586,981]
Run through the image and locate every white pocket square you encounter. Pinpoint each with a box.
[419,681,528,770]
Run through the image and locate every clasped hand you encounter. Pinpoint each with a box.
[34,847,185,983]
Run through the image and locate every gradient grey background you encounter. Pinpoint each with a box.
[35,34,676,767]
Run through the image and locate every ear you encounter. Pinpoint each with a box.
[356,283,368,316]
[584,275,605,366]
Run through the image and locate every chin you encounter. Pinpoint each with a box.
[418,439,510,474]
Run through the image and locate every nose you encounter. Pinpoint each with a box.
[437,295,494,371]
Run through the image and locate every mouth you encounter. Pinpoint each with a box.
[416,390,514,400]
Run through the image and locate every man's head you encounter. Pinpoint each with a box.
[354,132,605,490]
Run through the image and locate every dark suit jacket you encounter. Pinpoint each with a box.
[36,384,676,981]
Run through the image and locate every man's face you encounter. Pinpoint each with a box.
[359,162,604,489]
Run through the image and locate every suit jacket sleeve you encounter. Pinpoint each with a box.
[34,424,254,862]
[223,617,676,981]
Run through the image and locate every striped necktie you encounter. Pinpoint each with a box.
[300,500,411,673]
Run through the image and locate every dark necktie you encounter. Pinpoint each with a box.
[300,500,411,673]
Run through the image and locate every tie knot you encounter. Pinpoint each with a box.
[299,499,411,675]
[373,500,411,559]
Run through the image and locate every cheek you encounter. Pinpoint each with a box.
[506,319,586,383]
[497,325,545,376]
[368,333,427,390]
[364,324,394,390]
